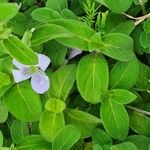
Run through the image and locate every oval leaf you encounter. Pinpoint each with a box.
[101,100,129,140]
[52,125,81,150]
[76,54,109,104]
[4,81,42,122]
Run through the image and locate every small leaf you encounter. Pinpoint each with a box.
[31,24,73,46]
[108,89,137,104]
[31,7,60,23]
[110,57,139,89]
[45,98,66,113]
[11,120,29,144]
[3,35,38,65]
[17,135,51,150]
[65,109,101,138]
[140,32,150,49]
[4,81,42,122]
[49,64,76,101]
[39,110,65,142]
[46,0,68,13]
[111,142,137,150]
[101,100,129,140]
[0,3,19,23]
[76,54,109,104]
[52,125,81,150]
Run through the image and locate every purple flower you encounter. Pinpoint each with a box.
[12,54,51,94]
[68,48,82,60]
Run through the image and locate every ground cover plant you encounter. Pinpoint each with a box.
[0,0,150,149]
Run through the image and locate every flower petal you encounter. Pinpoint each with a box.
[38,54,51,71]
[12,69,31,83]
[31,73,50,94]
[68,48,82,60]
[12,59,28,70]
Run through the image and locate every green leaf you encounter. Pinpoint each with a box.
[90,33,134,61]
[109,57,139,89]
[4,81,42,122]
[140,32,150,49]
[61,9,76,19]
[101,33,134,61]
[65,109,101,138]
[17,135,51,150]
[97,0,133,13]
[92,129,112,146]
[143,18,150,32]
[52,125,81,150]
[45,98,66,113]
[135,62,150,91]
[49,64,76,101]
[0,130,3,147]
[46,0,68,13]
[93,144,103,150]
[0,3,19,23]
[45,40,67,68]
[101,100,129,140]
[125,135,150,150]
[108,89,137,104]
[128,109,150,136]
[0,28,11,40]
[39,110,65,142]
[105,13,135,35]
[50,19,95,50]
[0,97,8,123]
[11,120,29,144]
[76,54,109,104]
[31,24,73,46]
[0,72,11,88]
[31,8,60,23]
[7,12,27,36]
[3,35,38,65]
[111,142,137,150]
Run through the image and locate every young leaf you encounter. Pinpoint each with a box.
[39,110,65,142]
[31,24,73,46]
[128,109,150,137]
[49,64,76,101]
[97,0,133,13]
[3,35,38,65]
[109,57,139,89]
[111,142,137,150]
[0,97,8,123]
[31,7,61,23]
[4,81,42,122]
[101,100,129,140]
[65,109,101,138]
[46,0,68,13]
[45,98,66,113]
[0,131,3,147]
[0,3,19,23]
[52,125,81,150]
[76,54,109,104]
[61,9,76,19]
[17,135,51,150]
[11,120,29,144]
[108,89,137,104]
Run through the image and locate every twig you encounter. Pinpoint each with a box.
[126,105,150,116]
